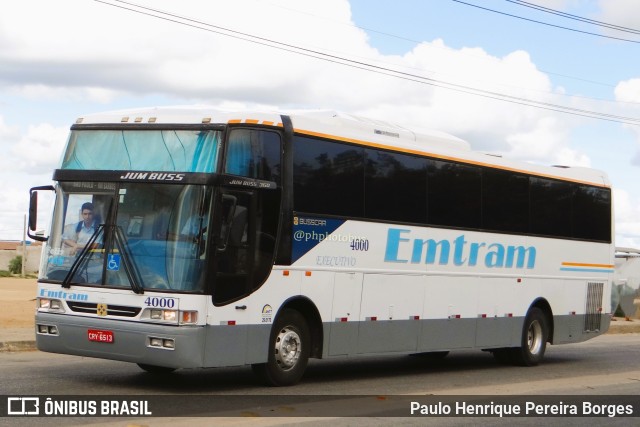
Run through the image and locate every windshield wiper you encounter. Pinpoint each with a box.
[61,224,104,289]
[60,224,144,294]
[113,225,144,295]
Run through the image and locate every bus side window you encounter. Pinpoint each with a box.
[224,129,281,183]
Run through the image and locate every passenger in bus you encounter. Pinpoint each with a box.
[62,202,101,255]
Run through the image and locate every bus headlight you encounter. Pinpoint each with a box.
[38,298,64,312]
[147,309,197,324]
[162,310,177,322]
[150,309,176,321]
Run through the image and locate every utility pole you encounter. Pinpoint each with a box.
[22,214,27,277]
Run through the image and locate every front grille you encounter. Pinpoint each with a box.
[67,301,141,318]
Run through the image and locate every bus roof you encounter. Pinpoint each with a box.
[75,105,611,188]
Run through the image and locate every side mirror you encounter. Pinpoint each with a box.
[28,185,55,242]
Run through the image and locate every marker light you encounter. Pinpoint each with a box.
[180,311,198,325]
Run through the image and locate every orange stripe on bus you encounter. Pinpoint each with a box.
[562,262,615,268]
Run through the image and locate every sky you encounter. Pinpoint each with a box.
[1,0,639,248]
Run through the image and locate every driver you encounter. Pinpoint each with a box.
[62,202,100,255]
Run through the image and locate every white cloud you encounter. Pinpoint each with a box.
[9,123,67,172]
[614,78,640,103]
[0,115,19,141]
[614,78,640,166]
[8,85,123,104]
[505,117,590,166]
[614,188,640,248]
[597,0,640,33]
[0,0,625,240]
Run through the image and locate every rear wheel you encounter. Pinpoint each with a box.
[510,307,548,366]
[252,309,310,386]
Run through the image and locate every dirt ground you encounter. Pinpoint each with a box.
[0,277,37,328]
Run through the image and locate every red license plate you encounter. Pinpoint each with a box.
[88,329,114,343]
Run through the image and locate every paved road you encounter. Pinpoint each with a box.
[2,333,640,426]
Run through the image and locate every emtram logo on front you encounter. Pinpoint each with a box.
[7,397,40,415]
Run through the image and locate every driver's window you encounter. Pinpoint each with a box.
[44,189,110,283]
[60,196,104,257]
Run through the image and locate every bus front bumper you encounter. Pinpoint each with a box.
[35,312,206,369]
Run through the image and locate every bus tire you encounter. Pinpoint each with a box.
[510,307,548,366]
[137,363,176,374]
[252,308,310,386]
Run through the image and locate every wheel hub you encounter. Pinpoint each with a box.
[274,326,301,370]
[527,319,543,355]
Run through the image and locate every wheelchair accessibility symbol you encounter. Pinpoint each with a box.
[107,254,121,271]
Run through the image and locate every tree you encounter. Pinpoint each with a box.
[8,256,22,275]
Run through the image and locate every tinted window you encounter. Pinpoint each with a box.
[530,178,572,238]
[482,169,529,233]
[290,136,610,242]
[365,149,427,223]
[573,185,611,242]
[225,129,281,183]
[293,136,364,217]
[428,160,481,228]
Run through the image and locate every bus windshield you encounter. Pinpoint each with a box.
[41,181,212,293]
[61,129,220,172]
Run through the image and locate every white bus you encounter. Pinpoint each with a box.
[29,107,614,386]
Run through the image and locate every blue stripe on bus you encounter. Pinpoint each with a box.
[560,267,614,273]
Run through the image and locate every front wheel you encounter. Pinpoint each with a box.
[252,309,310,386]
[510,307,548,366]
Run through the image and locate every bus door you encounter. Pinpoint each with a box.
[212,127,282,306]
[211,183,281,301]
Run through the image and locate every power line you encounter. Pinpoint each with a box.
[94,0,640,126]
[263,0,618,89]
[260,2,640,106]
[452,0,640,44]
[506,0,640,35]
